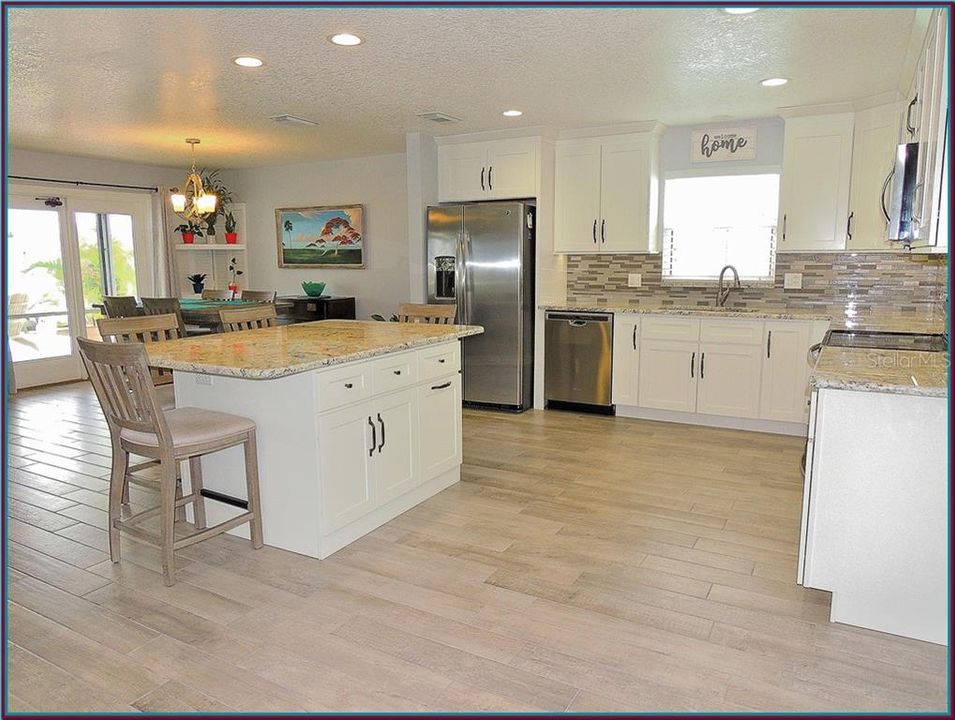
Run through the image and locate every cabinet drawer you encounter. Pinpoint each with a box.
[316,365,372,412]
[419,343,460,382]
[700,319,763,346]
[640,316,700,342]
[372,352,419,394]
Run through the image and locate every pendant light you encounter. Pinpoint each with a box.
[170,138,217,219]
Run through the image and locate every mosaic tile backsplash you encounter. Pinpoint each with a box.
[566,252,948,316]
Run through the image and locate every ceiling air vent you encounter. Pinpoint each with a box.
[270,114,319,127]
[416,111,462,124]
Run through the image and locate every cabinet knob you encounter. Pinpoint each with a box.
[344,382,353,389]
[393,370,402,375]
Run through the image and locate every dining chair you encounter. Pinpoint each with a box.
[219,304,278,332]
[397,303,457,325]
[76,337,263,586]
[201,289,233,300]
[103,295,143,318]
[239,289,277,302]
[97,313,182,411]
[142,296,212,337]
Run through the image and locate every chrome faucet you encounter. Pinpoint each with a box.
[716,265,741,307]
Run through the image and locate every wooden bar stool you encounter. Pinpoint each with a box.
[77,337,264,586]
[219,304,278,332]
[97,314,181,410]
[397,303,457,324]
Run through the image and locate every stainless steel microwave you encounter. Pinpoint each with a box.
[884,141,919,243]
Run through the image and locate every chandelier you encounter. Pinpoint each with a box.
[170,138,217,219]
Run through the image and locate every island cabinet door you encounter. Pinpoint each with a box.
[374,387,420,504]
[318,401,377,534]
[418,374,463,483]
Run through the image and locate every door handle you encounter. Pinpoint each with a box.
[846,212,853,241]
[600,219,606,243]
[767,330,772,359]
[700,352,705,379]
[906,95,918,136]
[880,169,894,224]
[376,413,385,452]
[592,219,597,244]
[690,352,695,378]
[488,166,492,190]
[781,214,787,241]
[632,325,637,350]
[431,381,452,390]
[367,416,376,457]
[480,167,485,191]
[569,320,588,327]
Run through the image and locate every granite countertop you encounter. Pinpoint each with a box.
[810,346,948,398]
[542,302,948,398]
[145,320,484,380]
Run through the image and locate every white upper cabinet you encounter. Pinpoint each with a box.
[846,103,901,251]
[438,137,538,202]
[554,133,659,254]
[778,113,855,251]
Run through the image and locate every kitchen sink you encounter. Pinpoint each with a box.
[823,330,949,352]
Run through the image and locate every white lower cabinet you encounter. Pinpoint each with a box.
[418,375,463,482]
[696,342,762,418]
[316,343,461,546]
[373,387,419,504]
[637,338,698,412]
[616,314,821,430]
[319,401,377,533]
[611,315,639,405]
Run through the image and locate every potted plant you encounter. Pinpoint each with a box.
[199,169,234,241]
[176,221,203,244]
[227,257,244,299]
[224,212,238,244]
[187,273,207,294]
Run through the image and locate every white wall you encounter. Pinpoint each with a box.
[229,153,409,320]
[405,133,438,303]
[9,147,185,188]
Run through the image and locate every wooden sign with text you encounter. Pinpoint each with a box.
[691,126,758,162]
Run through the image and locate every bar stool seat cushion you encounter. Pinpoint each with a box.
[121,407,255,448]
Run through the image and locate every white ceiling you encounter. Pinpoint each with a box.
[8,7,920,169]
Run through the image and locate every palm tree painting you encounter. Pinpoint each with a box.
[276,204,364,268]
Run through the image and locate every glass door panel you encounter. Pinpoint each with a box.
[7,197,85,386]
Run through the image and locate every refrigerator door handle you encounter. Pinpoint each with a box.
[462,232,474,324]
[455,232,468,324]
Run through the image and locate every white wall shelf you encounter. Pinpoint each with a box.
[176,244,247,251]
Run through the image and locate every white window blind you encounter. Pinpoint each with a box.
[662,173,779,281]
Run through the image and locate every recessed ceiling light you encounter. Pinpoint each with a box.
[502,110,523,117]
[723,7,760,14]
[233,56,264,68]
[760,77,789,87]
[329,33,362,46]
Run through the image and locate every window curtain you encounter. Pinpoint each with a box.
[152,185,179,296]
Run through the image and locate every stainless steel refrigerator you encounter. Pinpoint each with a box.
[426,202,535,411]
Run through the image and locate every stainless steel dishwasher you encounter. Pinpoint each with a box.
[544,311,613,412]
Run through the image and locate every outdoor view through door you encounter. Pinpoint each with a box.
[6,188,149,388]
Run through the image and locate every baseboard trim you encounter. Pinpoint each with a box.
[614,405,808,436]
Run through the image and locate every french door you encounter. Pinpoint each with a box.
[7,187,152,388]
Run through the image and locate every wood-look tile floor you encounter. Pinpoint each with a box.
[4,382,949,713]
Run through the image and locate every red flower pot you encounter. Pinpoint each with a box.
[225,232,238,244]
[181,232,195,244]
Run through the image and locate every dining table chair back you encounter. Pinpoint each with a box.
[397,303,457,324]
[201,289,233,300]
[103,295,143,318]
[219,304,278,332]
[239,289,277,302]
[97,314,181,402]
[76,336,263,586]
[141,297,188,337]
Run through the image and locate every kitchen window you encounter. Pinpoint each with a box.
[662,172,780,282]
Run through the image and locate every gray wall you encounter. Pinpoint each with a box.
[229,153,409,320]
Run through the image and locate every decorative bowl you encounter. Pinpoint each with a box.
[301,281,326,297]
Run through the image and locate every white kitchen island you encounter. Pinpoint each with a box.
[146,320,483,559]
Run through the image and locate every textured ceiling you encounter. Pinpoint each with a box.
[8,7,918,168]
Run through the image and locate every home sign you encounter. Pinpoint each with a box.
[691,126,758,163]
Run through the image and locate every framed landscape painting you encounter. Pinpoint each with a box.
[275,204,365,268]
